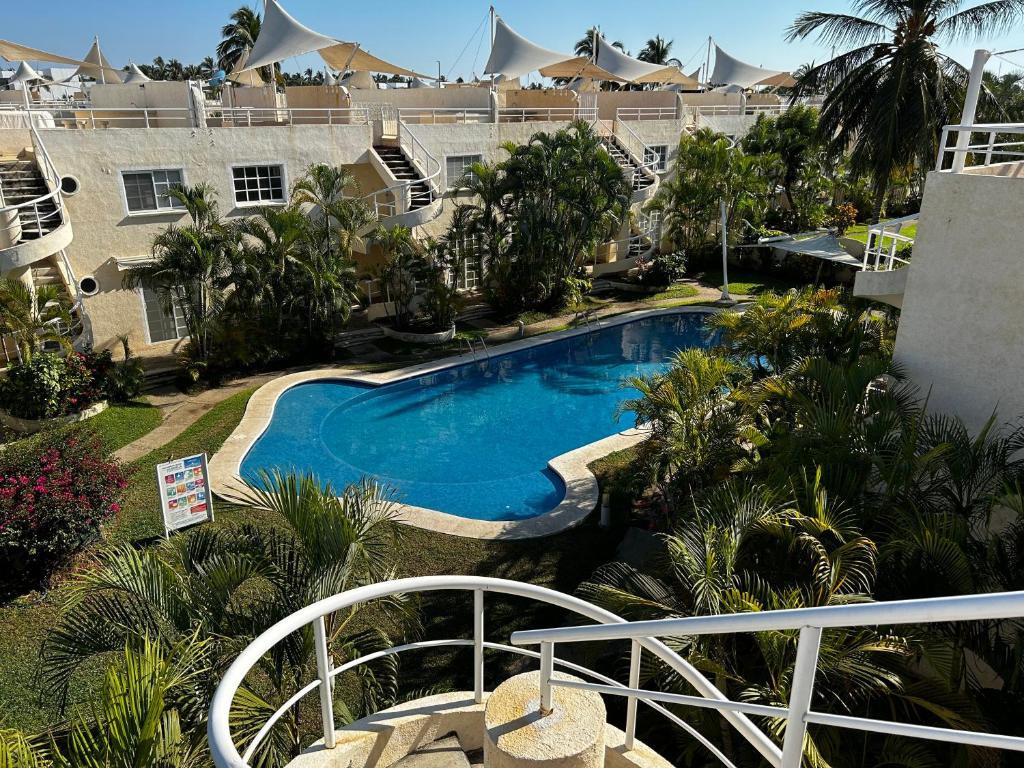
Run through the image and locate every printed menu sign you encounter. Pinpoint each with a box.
[157,453,213,536]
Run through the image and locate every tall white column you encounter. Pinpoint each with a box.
[952,49,991,172]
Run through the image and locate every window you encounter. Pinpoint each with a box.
[232,164,285,205]
[446,154,483,191]
[644,145,669,173]
[140,285,188,343]
[122,169,184,213]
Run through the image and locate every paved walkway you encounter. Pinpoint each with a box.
[114,371,281,463]
[113,284,733,464]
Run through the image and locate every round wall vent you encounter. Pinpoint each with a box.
[78,275,99,296]
[60,175,81,196]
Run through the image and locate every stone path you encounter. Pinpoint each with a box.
[113,371,281,463]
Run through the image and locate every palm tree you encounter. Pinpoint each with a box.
[787,0,1024,218]
[637,35,681,66]
[0,277,72,363]
[44,472,409,767]
[0,728,48,767]
[120,184,237,363]
[290,163,373,264]
[218,5,279,84]
[370,225,420,329]
[573,27,626,58]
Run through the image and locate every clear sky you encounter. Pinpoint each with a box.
[5,1,1024,80]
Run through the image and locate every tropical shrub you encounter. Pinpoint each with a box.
[639,250,687,286]
[103,336,146,402]
[0,427,127,589]
[0,349,124,420]
[826,202,859,235]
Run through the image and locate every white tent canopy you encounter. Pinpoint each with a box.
[709,44,783,89]
[483,16,575,81]
[538,55,624,83]
[122,63,152,84]
[73,38,122,83]
[339,70,375,89]
[593,36,696,85]
[242,0,429,79]
[0,38,112,72]
[324,67,337,86]
[10,61,44,85]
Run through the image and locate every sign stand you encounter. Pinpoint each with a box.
[157,453,215,538]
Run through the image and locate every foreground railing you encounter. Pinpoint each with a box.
[396,107,491,125]
[936,122,1024,173]
[208,576,779,768]
[512,590,1024,768]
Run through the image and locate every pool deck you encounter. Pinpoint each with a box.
[208,305,718,540]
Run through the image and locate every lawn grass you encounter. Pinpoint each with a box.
[0,382,631,735]
[86,399,163,454]
[695,268,803,296]
[646,283,700,302]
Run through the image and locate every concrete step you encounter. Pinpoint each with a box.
[391,736,471,768]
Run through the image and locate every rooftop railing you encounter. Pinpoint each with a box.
[396,107,491,125]
[496,106,598,123]
[512,590,1024,768]
[936,122,1024,173]
[615,106,679,121]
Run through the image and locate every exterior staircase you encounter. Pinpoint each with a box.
[373,144,433,211]
[599,135,656,194]
[0,158,60,241]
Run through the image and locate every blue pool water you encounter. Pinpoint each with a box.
[241,311,716,521]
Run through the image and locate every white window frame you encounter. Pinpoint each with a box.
[644,145,669,173]
[453,234,484,291]
[137,285,188,345]
[118,167,187,217]
[445,154,483,192]
[230,162,288,208]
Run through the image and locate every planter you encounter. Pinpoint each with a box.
[378,323,456,345]
[0,400,108,435]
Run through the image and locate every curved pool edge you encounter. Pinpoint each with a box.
[208,304,717,540]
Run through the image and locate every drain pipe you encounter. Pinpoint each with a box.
[952,49,991,173]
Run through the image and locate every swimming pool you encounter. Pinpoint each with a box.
[239,311,716,523]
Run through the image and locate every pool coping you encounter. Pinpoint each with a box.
[208,305,718,540]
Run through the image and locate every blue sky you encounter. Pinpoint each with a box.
[6,1,1024,80]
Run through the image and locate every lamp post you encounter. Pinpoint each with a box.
[437,60,442,86]
[719,198,733,304]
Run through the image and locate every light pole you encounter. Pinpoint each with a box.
[719,198,733,304]
[437,60,442,86]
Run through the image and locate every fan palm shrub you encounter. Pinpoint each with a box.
[44,472,410,767]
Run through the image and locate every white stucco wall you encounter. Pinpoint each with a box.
[894,168,1024,431]
[37,125,375,361]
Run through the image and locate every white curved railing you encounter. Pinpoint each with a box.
[0,126,67,252]
[615,119,663,182]
[512,590,1024,768]
[208,576,780,768]
[861,214,917,272]
[361,121,443,222]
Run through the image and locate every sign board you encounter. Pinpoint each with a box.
[157,453,214,536]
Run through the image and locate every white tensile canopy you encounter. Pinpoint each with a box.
[122,63,152,84]
[242,0,429,79]
[339,70,375,89]
[229,48,266,87]
[73,38,123,83]
[324,67,337,86]
[483,16,576,81]
[709,44,783,89]
[10,61,45,85]
[0,39,97,69]
[594,36,697,86]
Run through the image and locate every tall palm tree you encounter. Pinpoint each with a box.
[787,0,1024,218]
[574,27,626,58]
[290,163,373,264]
[637,35,681,66]
[218,5,275,83]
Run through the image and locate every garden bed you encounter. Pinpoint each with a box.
[0,400,108,435]
[378,322,456,345]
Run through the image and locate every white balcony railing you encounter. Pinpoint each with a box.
[396,107,491,125]
[936,122,1024,173]
[861,213,917,272]
[512,590,1024,768]
[208,576,778,768]
[615,106,679,121]
[496,107,598,123]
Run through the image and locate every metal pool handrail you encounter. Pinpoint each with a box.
[208,576,781,768]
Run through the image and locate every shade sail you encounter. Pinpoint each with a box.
[593,36,695,85]
[483,16,575,80]
[320,43,429,78]
[709,44,782,88]
[324,67,337,86]
[538,56,624,83]
[756,71,796,88]
[73,38,122,83]
[122,63,152,84]
[11,61,44,85]
[229,48,266,86]
[339,70,375,89]
[0,39,97,68]
[244,0,337,72]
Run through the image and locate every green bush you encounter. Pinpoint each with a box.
[641,251,688,286]
[103,337,146,402]
[0,355,64,419]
